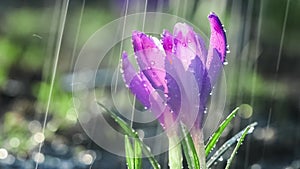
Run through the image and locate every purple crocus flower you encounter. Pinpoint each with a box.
[121,12,227,134]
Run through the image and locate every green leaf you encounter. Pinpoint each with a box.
[205,107,239,156]
[125,135,135,169]
[180,123,200,169]
[134,138,142,169]
[206,122,257,168]
[97,102,160,169]
[225,125,250,169]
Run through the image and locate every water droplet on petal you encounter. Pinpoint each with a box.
[174,39,178,44]
[223,61,228,65]
[144,106,148,110]
[150,61,155,65]
[142,81,147,88]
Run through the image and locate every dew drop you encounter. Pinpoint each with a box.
[144,106,148,110]
[119,68,124,74]
[218,156,224,162]
[223,61,228,65]
[226,50,231,54]
[174,39,178,44]
[164,93,168,98]
[142,81,147,88]
[150,61,155,65]
[182,43,187,47]
[248,127,255,134]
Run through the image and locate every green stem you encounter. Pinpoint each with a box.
[168,135,183,169]
[192,129,207,169]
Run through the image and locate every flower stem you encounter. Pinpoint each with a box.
[192,129,207,169]
[168,135,182,169]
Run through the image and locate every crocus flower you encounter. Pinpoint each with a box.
[121,12,227,168]
[121,12,227,132]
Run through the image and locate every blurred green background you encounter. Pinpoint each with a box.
[0,0,299,169]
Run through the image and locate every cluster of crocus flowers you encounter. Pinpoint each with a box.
[121,12,227,167]
[121,12,227,129]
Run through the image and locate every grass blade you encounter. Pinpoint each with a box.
[205,107,240,156]
[206,122,257,168]
[97,102,161,169]
[225,125,250,169]
[125,135,135,169]
[180,123,200,169]
[134,138,142,169]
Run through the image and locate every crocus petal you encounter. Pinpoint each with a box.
[207,12,227,67]
[189,56,211,128]
[196,34,208,63]
[207,49,223,86]
[132,31,167,93]
[173,23,199,70]
[121,51,153,108]
[161,29,173,63]
[165,55,200,130]
[165,69,181,116]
